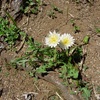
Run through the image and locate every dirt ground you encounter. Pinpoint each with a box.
[0,0,100,100]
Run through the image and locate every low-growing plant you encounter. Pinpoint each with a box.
[52,5,63,14]
[11,30,91,100]
[47,4,63,19]
[20,0,42,15]
[70,19,80,33]
[0,17,19,47]
[47,10,57,19]
[0,17,26,48]
[96,28,100,34]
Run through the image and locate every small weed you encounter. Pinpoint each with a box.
[0,17,20,47]
[52,5,63,14]
[20,0,42,15]
[47,10,57,19]
[0,17,26,48]
[70,19,80,33]
[96,28,100,33]
[74,26,80,33]
[48,4,63,19]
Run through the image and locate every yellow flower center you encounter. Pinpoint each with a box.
[50,36,58,43]
[62,38,70,45]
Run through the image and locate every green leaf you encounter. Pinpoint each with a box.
[20,31,26,37]
[83,36,90,44]
[74,26,80,33]
[81,87,91,100]
[36,65,47,73]
[96,28,100,33]
[11,57,29,67]
[29,72,34,77]
[36,0,41,4]
[24,7,30,13]
[59,64,67,79]
[30,2,34,6]
[31,9,38,14]
[68,68,79,79]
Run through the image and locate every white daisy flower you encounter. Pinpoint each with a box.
[45,30,60,48]
[59,33,75,49]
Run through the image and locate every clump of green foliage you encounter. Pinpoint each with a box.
[20,0,42,15]
[0,17,26,48]
[11,35,91,100]
[0,17,20,47]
